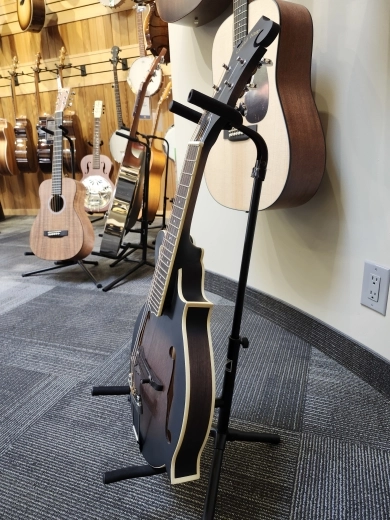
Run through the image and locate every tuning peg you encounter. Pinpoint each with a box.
[212,84,220,92]
[222,63,230,70]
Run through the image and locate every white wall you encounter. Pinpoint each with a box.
[168,0,390,360]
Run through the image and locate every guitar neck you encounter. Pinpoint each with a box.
[9,75,18,122]
[112,64,123,128]
[52,111,64,194]
[33,70,43,116]
[233,0,248,46]
[137,8,147,57]
[93,117,101,168]
[148,140,204,317]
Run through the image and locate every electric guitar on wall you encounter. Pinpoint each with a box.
[17,0,46,32]
[33,52,55,174]
[81,101,114,213]
[100,48,166,258]
[128,16,279,484]
[204,0,326,211]
[30,84,95,261]
[9,56,37,173]
[127,3,163,96]
[109,46,130,164]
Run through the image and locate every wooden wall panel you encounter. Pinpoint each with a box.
[0,2,174,215]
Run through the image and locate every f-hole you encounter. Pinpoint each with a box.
[50,194,64,213]
[165,346,176,444]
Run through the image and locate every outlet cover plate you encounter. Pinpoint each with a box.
[361,261,390,315]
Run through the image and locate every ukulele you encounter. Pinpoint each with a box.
[128,16,279,484]
[30,84,95,261]
[147,80,172,220]
[17,0,46,32]
[9,56,37,173]
[204,0,326,211]
[81,101,114,213]
[100,48,166,258]
[108,46,130,164]
[33,52,55,174]
[127,3,163,96]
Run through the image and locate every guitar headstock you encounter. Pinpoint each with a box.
[199,16,279,142]
[93,100,104,118]
[35,52,42,70]
[55,87,71,113]
[110,46,120,65]
[12,56,18,74]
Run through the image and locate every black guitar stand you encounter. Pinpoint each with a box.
[99,134,155,292]
[22,127,101,288]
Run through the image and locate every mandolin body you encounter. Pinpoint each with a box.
[17,0,46,32]
[131,232,215,483]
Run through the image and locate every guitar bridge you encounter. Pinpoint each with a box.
[224,124,257,142]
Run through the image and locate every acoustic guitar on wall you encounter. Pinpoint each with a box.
[128,17,279,483]
[204,0,326,212]
[17,0,46,32]
[155,0,231,27]
[0,119,18,176]
[30,83,95,262]
[81,101,115,213]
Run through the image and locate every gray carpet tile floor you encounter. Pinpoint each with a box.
[0,216,390,519]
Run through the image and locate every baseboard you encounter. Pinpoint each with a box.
[205,270,390,401]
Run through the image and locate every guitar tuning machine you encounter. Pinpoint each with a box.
[222,63,231,71]
[236,56,247,66]
[259,58,273,67]
[212,84,220,92]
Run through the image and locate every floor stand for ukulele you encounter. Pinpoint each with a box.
[91,94,280,519]
[100,135,154,292]
[22,127,101,288]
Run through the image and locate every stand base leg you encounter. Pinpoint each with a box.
[104,465,166,484]
[101,260,154,292]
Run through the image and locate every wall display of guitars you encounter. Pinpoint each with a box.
[126,17,279,485]
[204,0,326,211]
[30,83,95,262]
[9,56,37,174]
[109,46,131,164]
[100,48,167,258]
[17,0,46,33]
[155,0,231,27]
[81,101,115,213]
[127,3,163,96]
[33,52,55,174]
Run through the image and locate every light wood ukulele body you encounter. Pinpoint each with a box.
[204,0,326,211]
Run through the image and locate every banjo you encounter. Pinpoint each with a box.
[127,2,163,97]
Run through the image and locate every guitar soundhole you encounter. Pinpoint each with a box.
[50,195,64,213]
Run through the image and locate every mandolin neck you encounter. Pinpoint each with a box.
[52,110,64,195]
[233,0,248,46]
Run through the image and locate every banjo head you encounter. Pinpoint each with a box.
[127,56,163,96]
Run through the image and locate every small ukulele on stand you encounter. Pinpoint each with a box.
[33,52,55,174]
[109,46,130,164]
[25,82,100,286]
[81,101,115,214]
[100,48,166,259]
[9,56,37,173]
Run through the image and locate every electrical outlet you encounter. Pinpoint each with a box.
[361,261,390,315]
[368,273,380,302]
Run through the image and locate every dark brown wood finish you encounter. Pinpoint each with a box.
[271,0,325,208]
[17,0,46,33]
[155,0,232,26]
